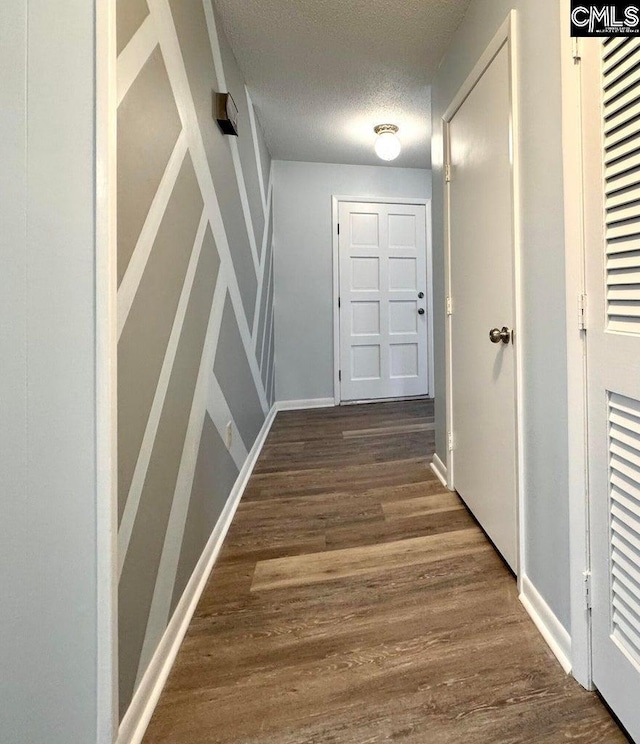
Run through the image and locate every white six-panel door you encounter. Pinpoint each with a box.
[338,201,429,402]
[582,36,640,742]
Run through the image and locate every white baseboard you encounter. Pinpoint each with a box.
[117,403,278,744]
[276,398,335,411]
[430,453,449,489]
[519,574,572,675]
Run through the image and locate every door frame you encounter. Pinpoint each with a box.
[557,1,593,691]
[441,11,525,581]
[331,195,434,405]
[96,0,119,738]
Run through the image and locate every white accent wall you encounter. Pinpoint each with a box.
[273,160,432,403]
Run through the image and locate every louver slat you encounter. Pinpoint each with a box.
[605,118,640,155]
[606,166,640,196]
[605,48,640,92]
[604,81,640,123]
[607,185,640,211]
[604,40,640,332]
[605,98,640,136]
[609,392,640,666]
[605,37,631,54]
[604,38,632,75]
[606,202,640,224]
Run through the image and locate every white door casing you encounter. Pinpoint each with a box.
[582,36,640,742]
[337,201,429,402]
[444,16,521,574]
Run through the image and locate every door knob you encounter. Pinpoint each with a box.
[418,292,425,299]
[418,308,425,316]
[489,326,511,344]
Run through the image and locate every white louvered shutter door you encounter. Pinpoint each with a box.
[584,36,640,740]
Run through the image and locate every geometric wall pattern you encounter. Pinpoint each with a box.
[116,0,275,719]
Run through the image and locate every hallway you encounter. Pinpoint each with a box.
[143,400,624,743]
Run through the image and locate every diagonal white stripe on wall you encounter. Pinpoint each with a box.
[118,131,188,339]
[252,173,274,347]
[246,86,268,216]
[118,209,208,577]
[116,0,276,722]
[117,13,159,106]
[147,0,268,412]
[203,0,260,274]
[134,274,231,685]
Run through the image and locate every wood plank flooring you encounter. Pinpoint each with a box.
[143,400,627,743]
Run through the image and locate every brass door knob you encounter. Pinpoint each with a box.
[489,326,511,344]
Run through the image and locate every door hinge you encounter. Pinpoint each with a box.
[448,432,455,451]
[578,293,587,331]
[446,296,453,316]
[572,36,581,63]
[338,296,341,309]
[338,370,342,382]
[337,223,340,235]
[445,164,452,183]
[583,570,592,612]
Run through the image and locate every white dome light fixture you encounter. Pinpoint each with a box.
[374,124,401,161]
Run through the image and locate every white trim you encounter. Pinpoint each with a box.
[116,403,279,744]
[246,86,268,216]
[331,195,434,405]
[442,119,455,493]
[118,211,210,578]
[332,195,433,206]
[117,13,158,106]
[425,200,435,399]
[520,575,573,675]
[442,11,525,581]
[510,9,526,600]
[430,454,450,489]
[202,0,260,275]
[442,14,513,121]
[276,398,335,412]
[117,131,188,339]
[560,0,592,690]
[332,196,341,405]
[96,0,119,737]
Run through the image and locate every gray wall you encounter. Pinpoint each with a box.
[431,0,571,630]
[0,0,101,742]
[116,0,275,719]
[273,160,432,402]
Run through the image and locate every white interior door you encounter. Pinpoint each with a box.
[338,201,429,402]
[583,37,640,742]
[448,41,518,572]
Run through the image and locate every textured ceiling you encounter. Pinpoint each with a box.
[213,0,471,169]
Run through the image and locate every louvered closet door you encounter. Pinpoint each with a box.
[584,36,640,741]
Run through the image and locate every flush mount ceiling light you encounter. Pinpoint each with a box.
[374,124,401,161]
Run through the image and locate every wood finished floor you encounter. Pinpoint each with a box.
[143,400,626,744]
